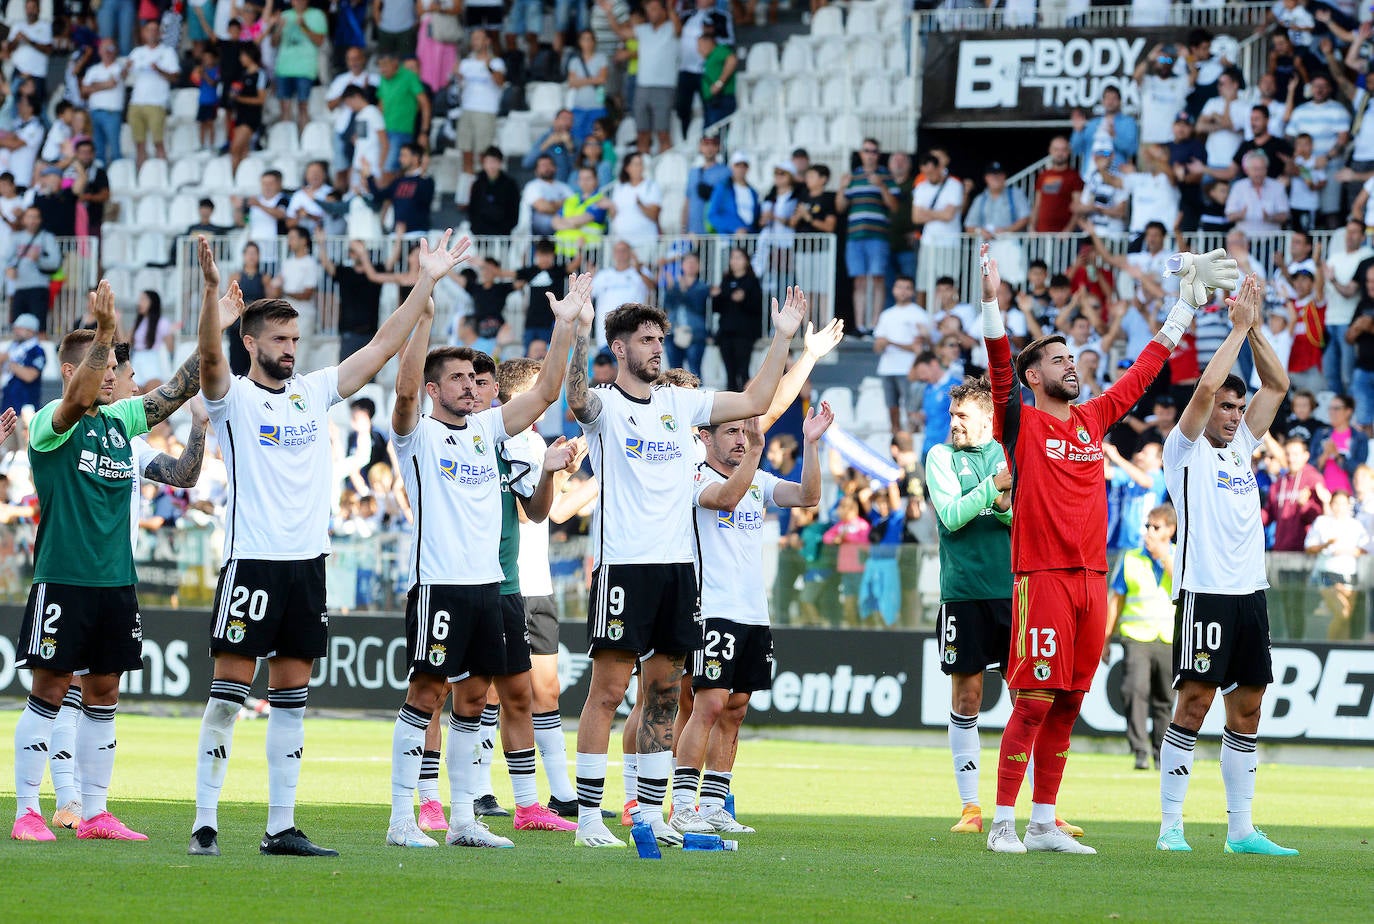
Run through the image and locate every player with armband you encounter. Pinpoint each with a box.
[980,242,1238,854]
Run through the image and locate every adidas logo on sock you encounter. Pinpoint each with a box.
[205,745,228,759]
[288,748,303,759]
[22,742,48,752]
[959,761,977,772]
[481,740,495,750]
[52,750,72,760]
[98,741,117,751]
[1168,766,1190,776]
[1006,752,1028,763]
[404,746,424,757]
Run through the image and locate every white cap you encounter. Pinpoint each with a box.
[10,314,40,333]
[730,150,750,165]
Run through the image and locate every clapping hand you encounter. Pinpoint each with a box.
[218,279,244,330]
[771,286,807,339]
[415,229,472,281]
[198,234,220,288]
[801,400,834,443]
[803,318,844,359]
[548,272,594,327]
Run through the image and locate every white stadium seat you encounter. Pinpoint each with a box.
[101,233,132,267]
[135,195,168,232]
[271,157,302,188]
[829,113,861,149]
[785,76,820,110]
[267,121,301,156]
[846,2,880,36]
[167,194,201,230]
[810,5,843,37]
[849,38,885,72]
[821,75,850,112]
[746,41,779,75]
[527,82,566,117]
[430,155,462,196]
[200,155,235,194]
[857,76,890,112]
[780,38,811,75]
[815,37,847,71]
[300,120,334,155]
[790,114,828,151]
[135,232,170,267]
[653,151,688,194]
[234,157,266,194]
[658,190,685,235]
[496,118,531,158]
[106,158,137,195]
[169,87,200,123]
[137,158,170,195]
[169,157,203,191]
[819,386,854,428]
[166,123,203,161]
[749,77,784,111]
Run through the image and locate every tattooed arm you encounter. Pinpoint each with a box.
[565,308,602,425]
[141,398,209,488]
[142,352,202,427]
[52,280,118,434]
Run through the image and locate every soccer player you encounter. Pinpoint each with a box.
[981,243,1237,854]
[385,275,588,849]
[924,377,1012,835]
[1157,275,1297,856]
[189,231,471,858]
[669,404,833,836]
[566,288,808,849]
[12,279,206,843]
[47,345,212,831]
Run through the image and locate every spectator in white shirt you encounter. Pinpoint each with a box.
[521,155,574,236]
[126,20,180,167]
[326,46,380,188]
[276,227,322,336]
[607,151,663,250]
[1322,218,1374,393]
[1097,143,1180,244]
[1226,149,1291,234]
[1133,42,1193,145]
[1285,73,1351,222]
[599,0,680,154]
[238,170,289,268]
[454,29,508,176]
[872,276,932,432]
[5,1,53,102]
[0,94,45,191]
[341,85,388,190]
[589,239,654,347]
[1197,69,1249,169]
[82,39,129,168]
[285,160,334,234]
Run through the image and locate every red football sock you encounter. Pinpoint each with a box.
[995,692,1054,808]
[1031,691,1084,806]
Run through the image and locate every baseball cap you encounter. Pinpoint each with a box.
[40,166,63,177]
[730,150,750,165]
[985,161,1006,174]
[1092,140,1114,156]
[11,314,40,333]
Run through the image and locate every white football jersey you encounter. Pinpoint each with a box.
[394,408,510,586]
[206,368,342,564]
[1164,423,1269,598]
[510,428,554,597]
[582,383,715,566]
[129,435,160,548]
[692,463,781,627]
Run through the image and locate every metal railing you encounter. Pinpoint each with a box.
[0,236,101,336]
[171,231,838,341]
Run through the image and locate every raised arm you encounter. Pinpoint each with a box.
[520,436,579,524]
[339,229,470,397]
[696,417,765,511]
[52,281,118,434]
[197,235,237,402]
[1244,277,1289,438]
[391,299,435,438]
[142,396,210,488]
[1177,274,1260,442]
[762,318,843,431]
[502,273,591,434]
[709,286,806,423]
[565,285,602,425]
[772,401,833,508]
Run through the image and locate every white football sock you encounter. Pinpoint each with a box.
[448,713,481,827]
[76,703,117,820]
[1159,722,1197,834]
[391,704,431,826]
[575,751,608,828]
[49,689,82,807]
[533,710,575,803]
[949,711,980,806]
[13,694,59,818]
[1221,727,1258,841]
[265,686,307,836]
[194,680,248,832]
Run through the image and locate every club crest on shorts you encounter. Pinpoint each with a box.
[1075,425,1090,445]
[607,619,624,641]
[226,619,246,644]
[944,645,957,665]
[38,636,56,660]
[660,414,677,432]
[428,644,446,667]
[1194,651,1211,673]
[290,393,307,413]
[704,659,722,681]
[1033,659,1052,681]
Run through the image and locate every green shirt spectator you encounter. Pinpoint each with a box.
[378,64,425,135]
[274,3,327,79]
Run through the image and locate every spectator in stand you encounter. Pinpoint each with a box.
[872,276,931,434]
[1197,68,1249,174]
[600,0,679,154]
[99,0,137,56]
[228,43,269,172]
[225,242,267,374]
[1097,143,1180,246]
[40,106,79,174]
[1287,262,1328,394]
[909,348,957,459]
[1074,140,1128,237]
[7,2,53,105]
[272,0,328,131]
[710,245,764,391]
[511,239,567,350]
[964,160,1029,244]
[524,109,577,183]
[1315,395,1368,494]
[677,0,733,136]
[1266,435,1329,639]
[589,239,653,346]
[126,20,179,169]
[239,170,289,267]
[885,152,917,300]
[1030,135,1082,234]
[837,140,898,336]
[698,24,737,130]
[130,290,176,388]
[1347,263,1374,429]
[1304,488,1368,640]
[277,226,322,336]
[377,54,431,177]
[1069,85,1140,165]
[553,165,608,260]
[71,140,110,239]
[1134,43,1194,146]
[27,165,79,241]
[1225,150,1291,234]
[567,31,609,146]
[1227,105,1292,182]
[1323,219,1373,393]
[284,160,333,234]
[0,312,42,415]
[506,0,545,60]
[327,46,381,189]
[317,235,384,361]
[364,144,435,234]
[82,39,127,168]
[1166,115,1207,232]
[759,161,800,280]
[1286,73,1351,228]
[910,151,965,311]
[684,133,729,235]
[1288,132,1327,232]
[608,150,664,249]
[522,154,574,237]
[468,146,521,236]
[706,149,759,236]
[4,207,58,330]
[375,0,420,58]
[185,197,231,238]
[454,32,506,177]
[186,0,217,58]
[0,94,44,192]
[578,135,614,188]
[342,84,388,190]
[190,48,221,150]
[663,250,709,377]
[464,0,505,33]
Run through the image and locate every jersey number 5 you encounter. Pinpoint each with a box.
[1028,627,1057,658]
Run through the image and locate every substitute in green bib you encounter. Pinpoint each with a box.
[11,279,207,844]
[1103,503,1176,771]
[925,377,1012,838]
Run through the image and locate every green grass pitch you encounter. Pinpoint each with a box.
[1,713,1370,922]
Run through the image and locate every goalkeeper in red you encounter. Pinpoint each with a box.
[981,243,1238,854]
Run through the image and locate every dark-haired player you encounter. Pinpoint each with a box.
[565,289,807,848]
[981,243,1237,854]
[1158,275,1296,855]
[188,231,470,858]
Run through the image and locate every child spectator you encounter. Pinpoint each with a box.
[1288,133,1325,232]
[823,496,870,627]
[1287,263,1327,394]
[192,47,220,149]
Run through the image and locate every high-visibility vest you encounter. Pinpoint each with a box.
[554,191,606,258]
[1116,547,1174,644]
